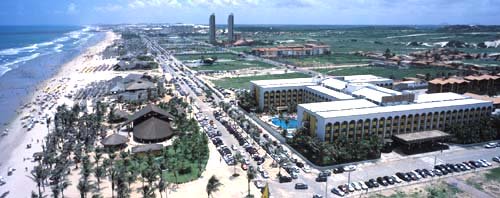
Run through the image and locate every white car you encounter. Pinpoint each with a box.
[302,166,311,173]
[254,180,265,189]
[352,182,361,191]
[358,181,368,190]
[392,175,403,183]
[343,165,357,172]
[257,165,264,173]
[484,143,496,149]
[479,159,492,166]
[261,171,270,179]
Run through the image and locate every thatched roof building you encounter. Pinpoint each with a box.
[126,104,175,143]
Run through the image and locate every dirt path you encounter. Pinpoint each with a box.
[446,177,494,198]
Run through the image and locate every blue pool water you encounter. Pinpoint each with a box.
[271,117,298,129]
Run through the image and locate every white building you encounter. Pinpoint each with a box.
[250,75,494,143]
[297,93,493,142]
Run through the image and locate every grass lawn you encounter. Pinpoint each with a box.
[212,73,311,89]
[175,53,238,61]
[191,60,275,71]
[280,53,375,67]
[371,182,462,198]
[314,66,459,80]
[485,167,500,182]
[162,147,209,184]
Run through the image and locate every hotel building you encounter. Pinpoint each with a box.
[250,75,494,142]
[251,44,331,58]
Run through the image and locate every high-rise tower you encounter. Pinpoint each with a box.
[209,13,216,44]
[228,13,234,42]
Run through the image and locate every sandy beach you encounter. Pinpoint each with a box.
[0,31,118,197]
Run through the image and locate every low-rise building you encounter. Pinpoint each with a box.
[428,74,500,95]
[251,44,330,58]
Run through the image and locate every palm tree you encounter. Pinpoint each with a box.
[77,179,92,198]
[206,175,222,198]
[246,168,257,197]
[94,166,106,190]
[233,152,243,177]
[28,165,45,198]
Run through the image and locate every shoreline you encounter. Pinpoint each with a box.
[0,31,117,196]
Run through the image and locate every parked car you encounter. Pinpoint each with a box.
[315,176,327,182]
[331,187,345,197]
[484,142,496,148]
[254,180,265,189]
[479,159,492,166]
[261,171,270,179]
[279,176,292,183]
[492,156,500,163]
[343,165,357,172]
[383,176,395,185]
[396,172,411,182]
[333,168,344,174]
[377,177,388,186]
[295,183,308,190]
[313,194,324,198]
[302,166,311,173]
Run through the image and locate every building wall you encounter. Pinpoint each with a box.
[298,102,493,143]
[252,83,352,111]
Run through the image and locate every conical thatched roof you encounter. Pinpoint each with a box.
[101,133,128,146]
[126,104,174,124]
[133,117,174,141]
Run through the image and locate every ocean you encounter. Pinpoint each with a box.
[0,26,105,126]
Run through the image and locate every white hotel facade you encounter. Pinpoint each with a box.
[250,75,494,142]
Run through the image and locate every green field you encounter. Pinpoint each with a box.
[281,53,375,67]
[176,53,275,71]
[191,60,275,71]
[485,167,500,182]
[175,53,238,61]
[212,73,311,89]
[314,66,459,80]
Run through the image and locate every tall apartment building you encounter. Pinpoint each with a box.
[209,13,216,44]
[227,13,234,42]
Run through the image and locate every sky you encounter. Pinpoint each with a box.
[0,0,499,25]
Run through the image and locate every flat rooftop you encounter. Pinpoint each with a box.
[342,75,393,83]
[251,78,317,88]
[393,130,450,143]
[352,87,391,103]
[305,85,354,100]
[299,99,377,113]
[316,98,491,119]
[321,78,347,90]
[415,93,468,103]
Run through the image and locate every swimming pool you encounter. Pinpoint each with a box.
[271,117,298,129]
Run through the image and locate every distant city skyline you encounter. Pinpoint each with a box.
[1,0,500,25]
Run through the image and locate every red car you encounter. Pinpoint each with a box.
[241,163,248,170]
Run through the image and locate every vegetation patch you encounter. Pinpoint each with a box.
[191,60,275,71]
[280,53,375,67]
[485,167,500,183]
[287,129,382,166]
[314,66,458,80]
